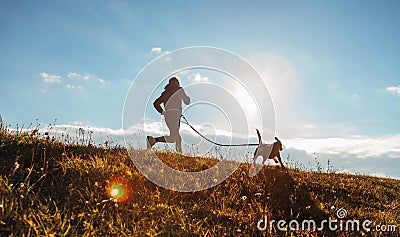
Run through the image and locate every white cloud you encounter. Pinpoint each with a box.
[386,85,400,95]
[351,92,360,100]
[66,84,84,92]
[67,72,81,79]
[66,72,107,85]
[83,74,93,80]
[55,124,125,136]
[300,123,317,129]
[150,47,162,53]
[41,71,106,87]
[328,82,337,90]
[46,119,400,161]
[188,72,209,83]
[150,47,170,56]
[81,73,106,85]
[328,82,361,101]
[40,72,61,83]
[71,121,84,126]
[82,73,98,81]
[20,119,400,177]
[284,134,400,158]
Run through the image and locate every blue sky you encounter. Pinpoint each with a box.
[1,1,399,177]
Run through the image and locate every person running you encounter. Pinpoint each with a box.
[147,77,190,153]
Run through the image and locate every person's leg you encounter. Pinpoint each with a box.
[151,111,181,151]
[146,136,156,149]
[147,135,166,150]
[165,111,182,152]
[154,136,166,142]
[175,130,182,153]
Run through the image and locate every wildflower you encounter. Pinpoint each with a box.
[255,193,262,197]
[213,178,218,183]
[241,195,247,201]
[14,162,20,170]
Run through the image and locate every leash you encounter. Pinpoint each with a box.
[180,114,259,147]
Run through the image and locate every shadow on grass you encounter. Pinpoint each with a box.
[246,167,334,236]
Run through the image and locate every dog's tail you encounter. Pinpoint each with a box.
[256,129,262,145]
[275,137,283,151]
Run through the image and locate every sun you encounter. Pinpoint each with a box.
[231,82,260,129]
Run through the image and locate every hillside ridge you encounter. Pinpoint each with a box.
[1,130,399,236]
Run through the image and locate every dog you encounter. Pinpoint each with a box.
[252,129,284,168]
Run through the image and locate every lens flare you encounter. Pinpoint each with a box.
[106,175,133,202]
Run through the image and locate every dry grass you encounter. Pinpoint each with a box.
[1,130,399,236]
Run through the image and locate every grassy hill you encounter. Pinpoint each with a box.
[0,130,399,236]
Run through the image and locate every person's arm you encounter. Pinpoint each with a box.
[182,89,190,105]
[153,93,165,114]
